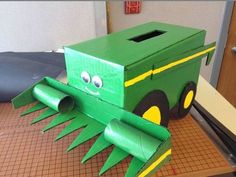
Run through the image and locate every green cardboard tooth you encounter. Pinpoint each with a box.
[125,158,144,177]
[21,102,47,116]
[12,22,216,176]
[55,114,89,141]
[31,108,57,124]
[82,134,111,163]
[99,147,129,175]
[42,110,78,132]
[67,123,105,152]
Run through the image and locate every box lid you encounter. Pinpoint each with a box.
[66,22,203,67]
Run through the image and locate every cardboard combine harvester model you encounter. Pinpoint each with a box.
[12,22,215,177]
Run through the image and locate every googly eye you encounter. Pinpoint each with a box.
[81,71,90,83]
[92,76,103,88]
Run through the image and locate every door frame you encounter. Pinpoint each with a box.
[210,1,234,87]
[94,2,108,37]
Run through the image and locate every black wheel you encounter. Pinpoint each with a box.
[133,90,170,127]
[173,82,197,118]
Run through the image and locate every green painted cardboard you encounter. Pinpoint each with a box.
[67,22,202,66]
[12,77,171,176]
[12,21,216,176]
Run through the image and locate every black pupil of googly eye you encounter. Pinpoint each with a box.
[82,76,89,83]
[94,81,100,88]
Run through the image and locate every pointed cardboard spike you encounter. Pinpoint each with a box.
[31,108,57,124]
[21,102,47,116]
[125,158,144,177]
[55,113,89,141]
[42,110,78,132]
[82,134,111,163]
[12,79,46,109]
[67,123,105,152]
[99,147,129,176]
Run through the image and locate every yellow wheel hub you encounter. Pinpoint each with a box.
[184,90,194,109]
[142,106,161,125]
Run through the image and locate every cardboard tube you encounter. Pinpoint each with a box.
[104,119,162,162]
[33,84,74,113]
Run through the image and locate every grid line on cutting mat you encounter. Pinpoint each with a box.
[0,103,232,177]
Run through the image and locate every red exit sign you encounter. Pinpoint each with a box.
[124,0,141,14]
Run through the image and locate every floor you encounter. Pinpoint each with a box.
[0,103,233,177]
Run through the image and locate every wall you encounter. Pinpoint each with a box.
[0,2,106,52]
[109,1,225,81]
